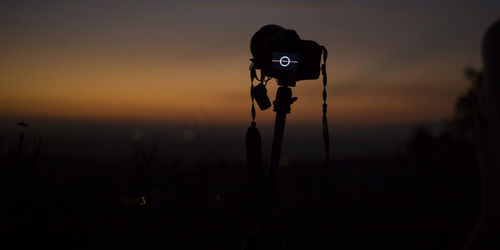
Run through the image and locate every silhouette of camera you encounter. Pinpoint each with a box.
[251,25,323,83]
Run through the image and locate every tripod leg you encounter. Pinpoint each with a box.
[267,110,287,212]
[266,86,294,214]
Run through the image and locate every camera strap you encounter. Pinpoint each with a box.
[249,62,257,125]
[321,46,330,163]
[246,62,264,222]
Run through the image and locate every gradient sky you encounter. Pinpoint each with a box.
[1,0,499,126]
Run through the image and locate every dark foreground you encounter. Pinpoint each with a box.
[0,145,479,250]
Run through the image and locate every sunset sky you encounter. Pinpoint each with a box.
[1,0,499,127]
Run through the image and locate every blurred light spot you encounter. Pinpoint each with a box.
[133,129,144,141]
[138,196,147,206]
[216,194,224,205]
[183,130,194,142]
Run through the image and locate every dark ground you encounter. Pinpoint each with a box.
[0,137,480,250]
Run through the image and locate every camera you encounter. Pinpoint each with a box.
[250,25,323,83]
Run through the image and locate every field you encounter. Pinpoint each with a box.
[0,126,480,249]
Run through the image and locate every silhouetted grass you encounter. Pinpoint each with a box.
[0,135,479,249]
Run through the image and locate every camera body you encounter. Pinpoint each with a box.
[251,25,323,83]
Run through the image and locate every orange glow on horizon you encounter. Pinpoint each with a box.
[1,1,492,127]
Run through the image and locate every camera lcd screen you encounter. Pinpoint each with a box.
[271,52,299,71]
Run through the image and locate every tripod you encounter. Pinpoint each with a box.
[265,82,297,216]
[242,82,297,250]
[244,25,329,250]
